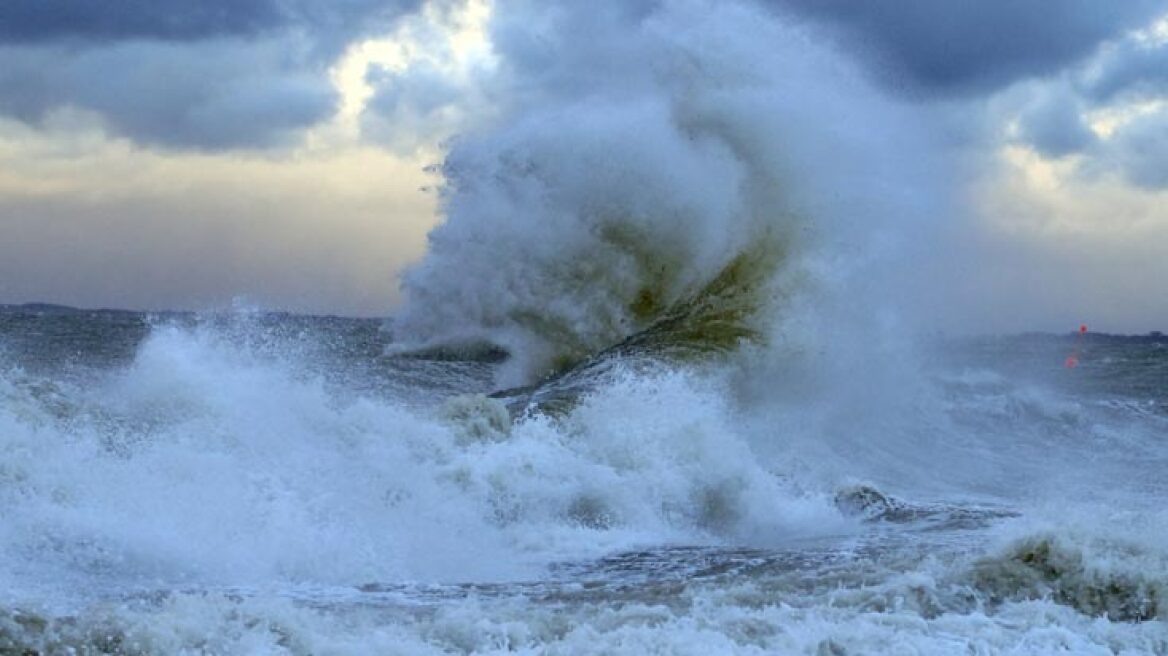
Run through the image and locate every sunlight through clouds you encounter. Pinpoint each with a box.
[0,0,500,314]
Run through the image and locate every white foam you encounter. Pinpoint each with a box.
[392,0,943,386]
[0,323,849,603]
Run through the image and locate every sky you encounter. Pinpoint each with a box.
[1,0,1166,332]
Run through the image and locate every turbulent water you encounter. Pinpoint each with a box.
[0,305,1165,654]
[4,1,1168,653]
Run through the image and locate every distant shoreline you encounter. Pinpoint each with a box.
[0,302,384,322]
[2,302,1163,340]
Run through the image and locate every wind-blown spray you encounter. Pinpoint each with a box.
[391,0,941,387]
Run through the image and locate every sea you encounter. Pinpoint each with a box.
[0,304,1164,654]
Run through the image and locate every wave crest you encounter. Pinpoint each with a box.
[389,0,925,387]
[973,532,1166,622]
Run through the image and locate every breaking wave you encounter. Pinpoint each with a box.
[390,0,939,387]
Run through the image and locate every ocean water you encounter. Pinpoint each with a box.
[0,306,1164,654]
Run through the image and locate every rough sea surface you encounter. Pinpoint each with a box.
[0,305,1165,655]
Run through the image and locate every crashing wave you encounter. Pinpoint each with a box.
[388,1,929,388]
[972,532,1165,622]
[481,238,782,415]
[833,484,1018,526]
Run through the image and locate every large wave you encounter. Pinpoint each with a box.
[390,0,941,387]
[0,319,851,599]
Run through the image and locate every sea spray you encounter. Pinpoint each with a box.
[0,318,853,601]
[392,0,941,387]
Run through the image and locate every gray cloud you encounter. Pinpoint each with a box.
[0,1,283,42]
[360,1,689,152]
[0,0,427,149]
[771,0,1165,96]
[1011,94,1168,191]
[931,10,1168,189]
[1082,37,1168,103]
[1018,37,1168,189]
[1108,109,1168,189]
[363,60,469,154]
[0,39,336,149]
[1014,83,1097,158]
[0,0,422,47]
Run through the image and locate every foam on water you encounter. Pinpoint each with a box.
[3,316,1166,652]
[0,326,516,594]
[4,513,1166,655]
[0,321,857,609]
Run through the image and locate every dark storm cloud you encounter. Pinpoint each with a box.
[0,0,426,149]
[0,0,423,47]
[0,39,337,149]
[1004,33,1168,188]
[785,0,1168,190]
[0,1,282,42]
[770,0,1166,95]
[1082,37,1168,103]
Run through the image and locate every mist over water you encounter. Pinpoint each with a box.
[1,0,1165,653]
[391,0,946,387]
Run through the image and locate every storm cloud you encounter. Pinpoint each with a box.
[1006,25,1168,189]
[0,0,423,47]
[0,0,285,43]
[771,0,1165,96]
[1013,82,1097,158]
[1107,109,1168,189]
[1082,32,1168,103]
[0,0,426,149]
[767,0,1168,189]
[0,39,339,149]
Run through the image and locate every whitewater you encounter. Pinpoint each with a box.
[2,0,1167,653]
